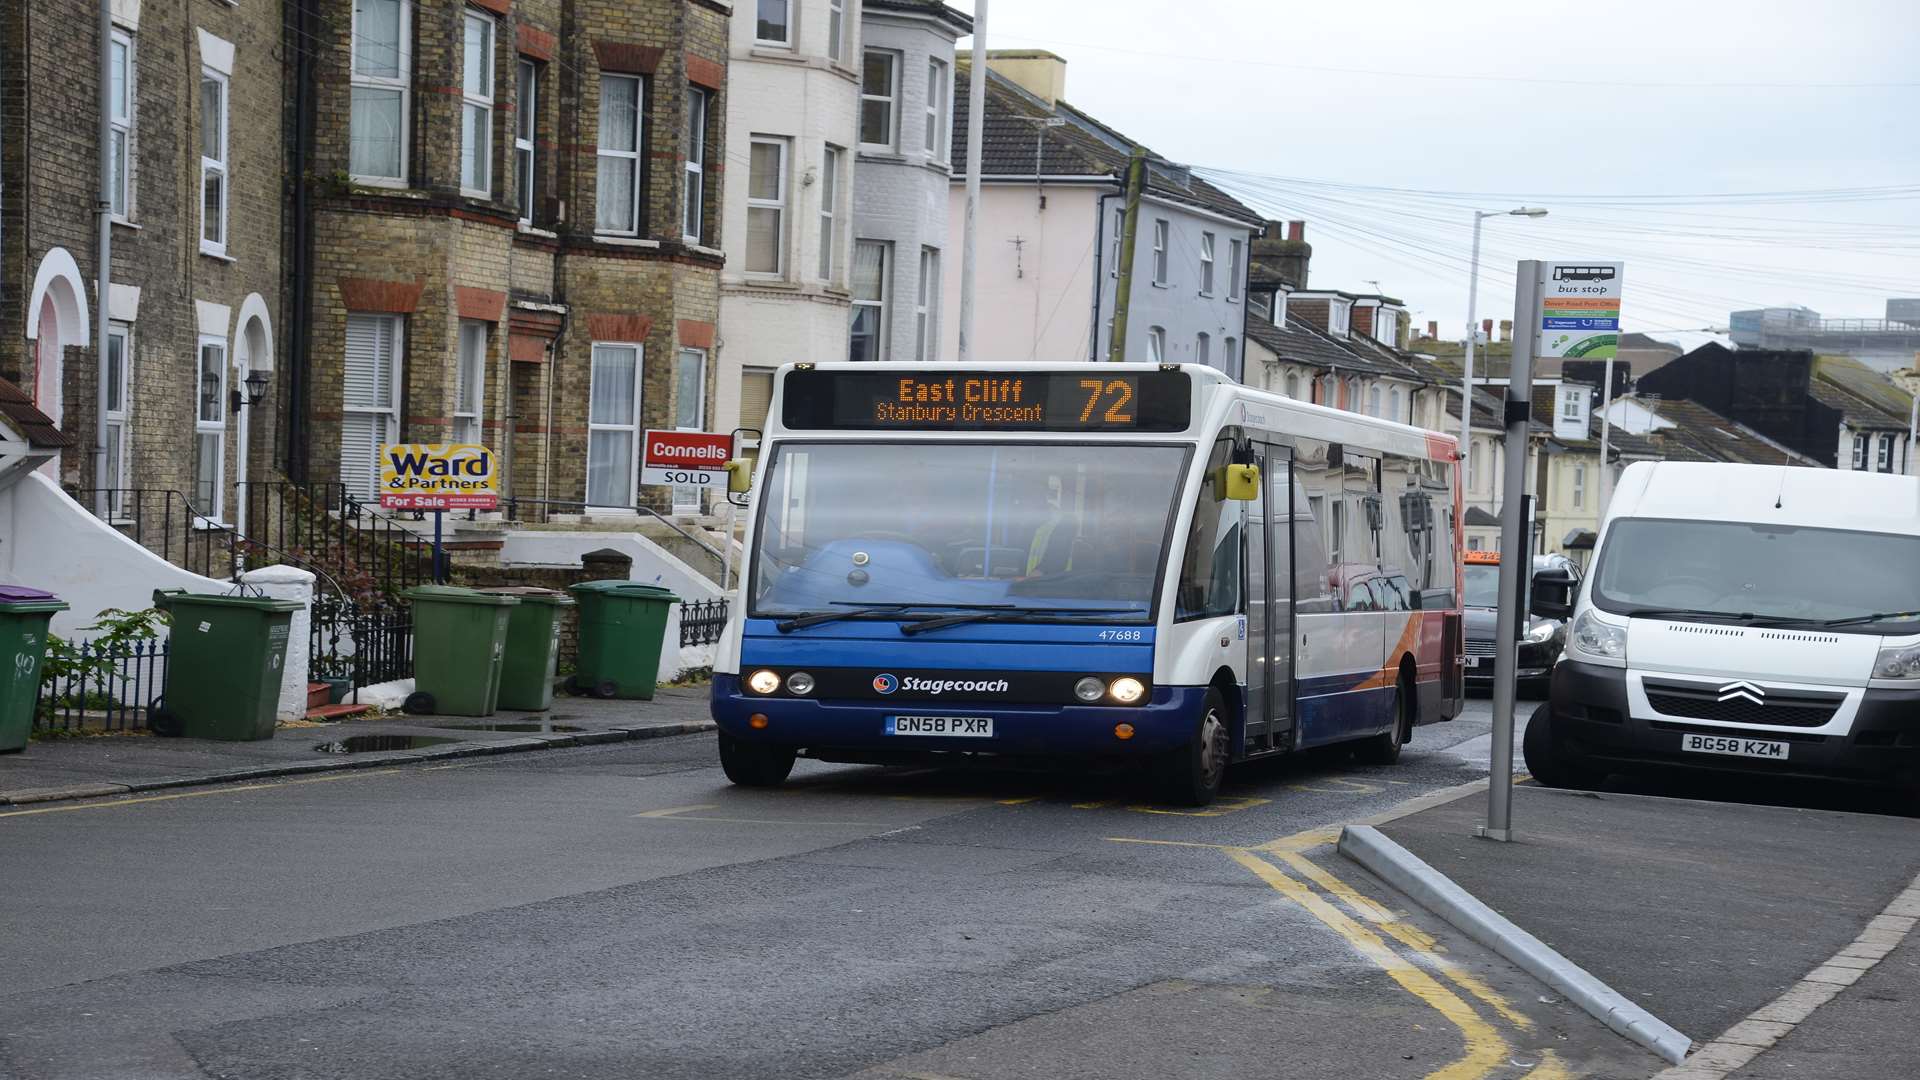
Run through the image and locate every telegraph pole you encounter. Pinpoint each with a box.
[1105,147,1147,363]
[956,0,988,364]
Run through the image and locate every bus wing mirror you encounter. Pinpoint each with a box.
[1224,464,1260,501]
[725,459,753,494]
[1530,568,1576,621]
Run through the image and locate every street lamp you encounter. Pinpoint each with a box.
[1460,207,1548,489]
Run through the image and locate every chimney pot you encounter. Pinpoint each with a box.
[1482,319,1494,339]
[1427,320,1438,339]
[1286,220,1305,242]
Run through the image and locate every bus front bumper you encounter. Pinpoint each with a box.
[711,675,1207,758]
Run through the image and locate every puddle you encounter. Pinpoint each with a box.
[436,722,586,733]
[313,734,461,754]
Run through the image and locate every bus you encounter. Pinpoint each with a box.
[710,362,1465,805]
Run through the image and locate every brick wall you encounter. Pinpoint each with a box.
[1,0,285,520]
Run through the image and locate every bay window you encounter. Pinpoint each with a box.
[684,87,710,244]
[343,314,402,503]
[515,60,538,223]
[746,137,788,274]
[588,343,642,508]
[460,12,495,196]
[454,321,486,444]
[596,74,644,235]
[860,50,898,150]
[350,0,411,183]
[849,240,889,362]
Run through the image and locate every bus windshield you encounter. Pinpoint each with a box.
[751,441,1189,622]
[1462,563,1501,609]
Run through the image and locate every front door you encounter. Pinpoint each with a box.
[1245,442,1295,753]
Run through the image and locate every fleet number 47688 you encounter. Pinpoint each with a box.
[1097,629,1143,641]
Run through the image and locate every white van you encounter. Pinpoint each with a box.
[1524,461,1920,793]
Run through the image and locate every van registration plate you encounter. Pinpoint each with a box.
[1680,733,1789,761]
[886,716,993,737]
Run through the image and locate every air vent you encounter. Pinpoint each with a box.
[1756,631,1841,644]
[1666,623,1745,637]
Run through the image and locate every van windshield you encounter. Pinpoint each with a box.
[1591,518,1920,633]
[750,441,1189,622]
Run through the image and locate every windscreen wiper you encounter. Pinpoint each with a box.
[1621,606,1756,623]
[1814,610,1920,628]
[900,607,1146,636]
[774,602,1013,633]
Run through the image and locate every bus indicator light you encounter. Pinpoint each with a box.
[749,714,770,729]
[1114,723,1135,740]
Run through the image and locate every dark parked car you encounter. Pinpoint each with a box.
[1463,551,1579,697]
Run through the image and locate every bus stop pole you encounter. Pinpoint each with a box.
[1480,259,1542,843]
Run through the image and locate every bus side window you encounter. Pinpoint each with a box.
[1291,439,1336,613]
[1176,438,1241,620]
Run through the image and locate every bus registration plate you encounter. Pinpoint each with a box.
[886,716,993,737]
[1680,733,1789,761]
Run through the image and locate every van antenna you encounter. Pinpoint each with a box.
[1774,467,1787,509]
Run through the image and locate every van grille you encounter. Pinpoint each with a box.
[1464,637,1496,658]
[1643,679,1843,729]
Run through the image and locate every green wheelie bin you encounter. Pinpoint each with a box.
[476,587,574,711]
[150,589,303,741]
[0,586,69,753]
[566,580,681,700]
[403,586,518,716]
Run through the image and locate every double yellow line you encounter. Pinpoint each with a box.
[1225,841,1570,1080]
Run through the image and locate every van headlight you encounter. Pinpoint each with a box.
[1568,610,1626,662]
[1524,620,1557,644]
[1872,642,1920,680]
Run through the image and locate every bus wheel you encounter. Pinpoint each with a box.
[1158,688,1230,807]
[718,731,797,787]
[1357,675,1412,766]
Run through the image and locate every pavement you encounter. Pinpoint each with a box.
[0,687,714,805]
[1363,771,1920,1078]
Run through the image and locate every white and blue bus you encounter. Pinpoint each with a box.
[711,363,1466,804]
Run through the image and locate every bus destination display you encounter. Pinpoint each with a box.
[781,369,1191,432]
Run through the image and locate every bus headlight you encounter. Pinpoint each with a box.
[1107,677,1147,705]
[747,669,782,695]
[1073,677,1106,702]
[1568,610,1626,661]
[1872,643,1920,680]
[785,671,816,695]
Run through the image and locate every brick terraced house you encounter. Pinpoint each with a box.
[2,0,286,532]
[299,0,729,515]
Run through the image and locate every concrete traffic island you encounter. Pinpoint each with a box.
[1338,784,1920,1076]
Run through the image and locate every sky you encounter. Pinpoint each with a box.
[944,0,1920,348]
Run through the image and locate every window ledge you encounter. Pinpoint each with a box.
[749,45,803,62]
[1198,291,1214,299]
[516,223,558,239]
[461,187,492,201]
[592,235,661,249]
[686,243,725,259]
[858,147,906,162]
[1150,281,1170,290]
[200,249,236,264]
[111,218,142,232]
[739,275,802,291]
[348,176,413,191]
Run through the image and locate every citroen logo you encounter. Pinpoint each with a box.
[1717,680,1766,706]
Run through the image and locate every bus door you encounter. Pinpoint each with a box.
[1244,441,1295,754]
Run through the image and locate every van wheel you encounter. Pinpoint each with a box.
[1522,704,1602,789]
[1357,675,1413,765]
[1157,687,1230,807]
[718,732,796,787]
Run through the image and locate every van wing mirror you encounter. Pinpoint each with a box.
[1223,463,1260,501]
[1530,567,1577,621]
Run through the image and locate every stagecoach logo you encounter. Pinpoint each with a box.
[1717,680,1766,706]
[872,673,1012,696]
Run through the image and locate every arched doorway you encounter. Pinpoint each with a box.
[26,249,90,480]
[232,294,275,537]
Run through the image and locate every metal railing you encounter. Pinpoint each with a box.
[499,496,730,579]
[236,481,433,599]
[34,637,168,733]
[679,598,728,647]
[71,488,241,580]
[310,594,414,696]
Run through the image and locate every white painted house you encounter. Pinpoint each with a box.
[851,1,971,363]
[716,0,864,444]
[940,52,1262,376]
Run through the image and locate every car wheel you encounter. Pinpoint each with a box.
[1157,687,1230,807]
[1357,674,1413,765]
[718,732,797,787]
[1521,703,1602,789]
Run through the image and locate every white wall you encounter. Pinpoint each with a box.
[940,184,1102,363]
[715,0,861,442]
[853,9,961,364]
[0,473,228,637]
